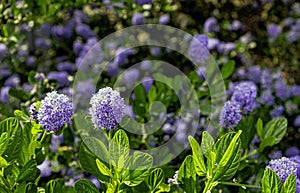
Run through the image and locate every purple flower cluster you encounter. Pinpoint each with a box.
[37,91,73,132]
[231,81,257,113]
[266,157,298,183]
[89,87,125,130]
[219,101,242,129]
[188,34,209,64]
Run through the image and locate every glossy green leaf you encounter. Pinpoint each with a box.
[96,159,112,177]
[74,179,99,193]
[0,132,8,155]
[256,118,263,139]
[261,168,282,193]
[258,118,287,151]
[178,155,197,193]
[17,160,40,183]
[109,129,129,167]
[201,131,214,155]
[188,136,206,176]
[14,110,30,123]
[281,174,296,193]
[146,168,164,192]
[45,179,63,193]
[123,151,153,186]
[0,155,8,168]
[212,130,242,182]
[221,60,235,79]
[237,116,255,149]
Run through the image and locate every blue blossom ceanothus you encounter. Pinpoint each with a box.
[135,0,153,5]
[204,17,219,33]
[0,43,7,60]
[258,90,274,106]
[29,102,38,121]
[266,157,298,183]
[247,66,261,84]
[268,150,282,159]
[132,13,144,25]
[297,179,300,193]
[291,85,300,97]
[219,101,242,129]
[285,147,300,157]
[188,34,209,64]
[37,91,73,132]
[47,72,69,87]
[159,14,170,25]
[89,87,125,130]
[231,81,257,114]
[270,106,284,118]
[290,156,300,178]
[275,80,291,100]
[267,23,282,38]
[294,116,300,127]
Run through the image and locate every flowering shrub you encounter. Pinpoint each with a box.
[0,0,300,193]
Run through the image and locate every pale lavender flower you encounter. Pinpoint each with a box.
[37,159,51,177]
[159,14,170,25]
[219,101,242,129]
[266,157,298,183]
[275,80,291,100]
[47,72,69,87]
[122,68,139,88]
[231,81,257,113]
[135,0,153,5]
[4,74,20,88]
[0,86,10,103]
[150,47,161,56]
[286,147,300,157]
[34,38,51,50]
[37,91,73,132]
[141,77,153,93]
[268,150,282,159]
[217,42,235,53]
[50,134,64,152]
[297,179,300,193]
[207,38,220,50]
[291,85,300,97]
[26,56,36,66]
[132,13,144,25]
[168,170,179,186]
[247,66,261,84]
[294,115,300,127]
[75,23,95,39]
[290,156,300,178]
[204,17,219,33]
[267,23,282,38]
[58,62,75,74]
[0,43,8,60]
[258,90,274,106]
[140,60,152,71]
[73,40,83,55]
[89,87,125,130]
[188,34,209,64]
[270,106,284,118]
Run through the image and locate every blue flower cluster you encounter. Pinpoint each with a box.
[89,87,125,130]
[219,81,257,129]
[266,157,299,183]
[37,91,73,132]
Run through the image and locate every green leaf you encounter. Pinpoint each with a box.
[79,138,110,184]
[146,168,164,192]
[123,151,153,186]
[0,155,8,168]
[0,132,8,155]
[258,118,287,151]
[178,155,197,193]
[148,86,157,103]
[261,168,282,193]
[15,182,26,193]
[28,71,37,84]
[281,174,296,193]
[156,183,171,193]
[8,88,31,101]
[199,103,211,115]
[134,84,146,103]
[17,160,40,183]
[28,140,42,156]
[212,130,242,182]
[221,60,235,79]
[256,118,263,139]
[0,118,23,163]
[188,136,206,176]
[237,116,255,149]
[26,183,38,193]
[14,110,30,122]
[201,131,214,155]
[45,179,63,193]
[109,129,130,167]
[96,159,112,177]
[74,179,99,193]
